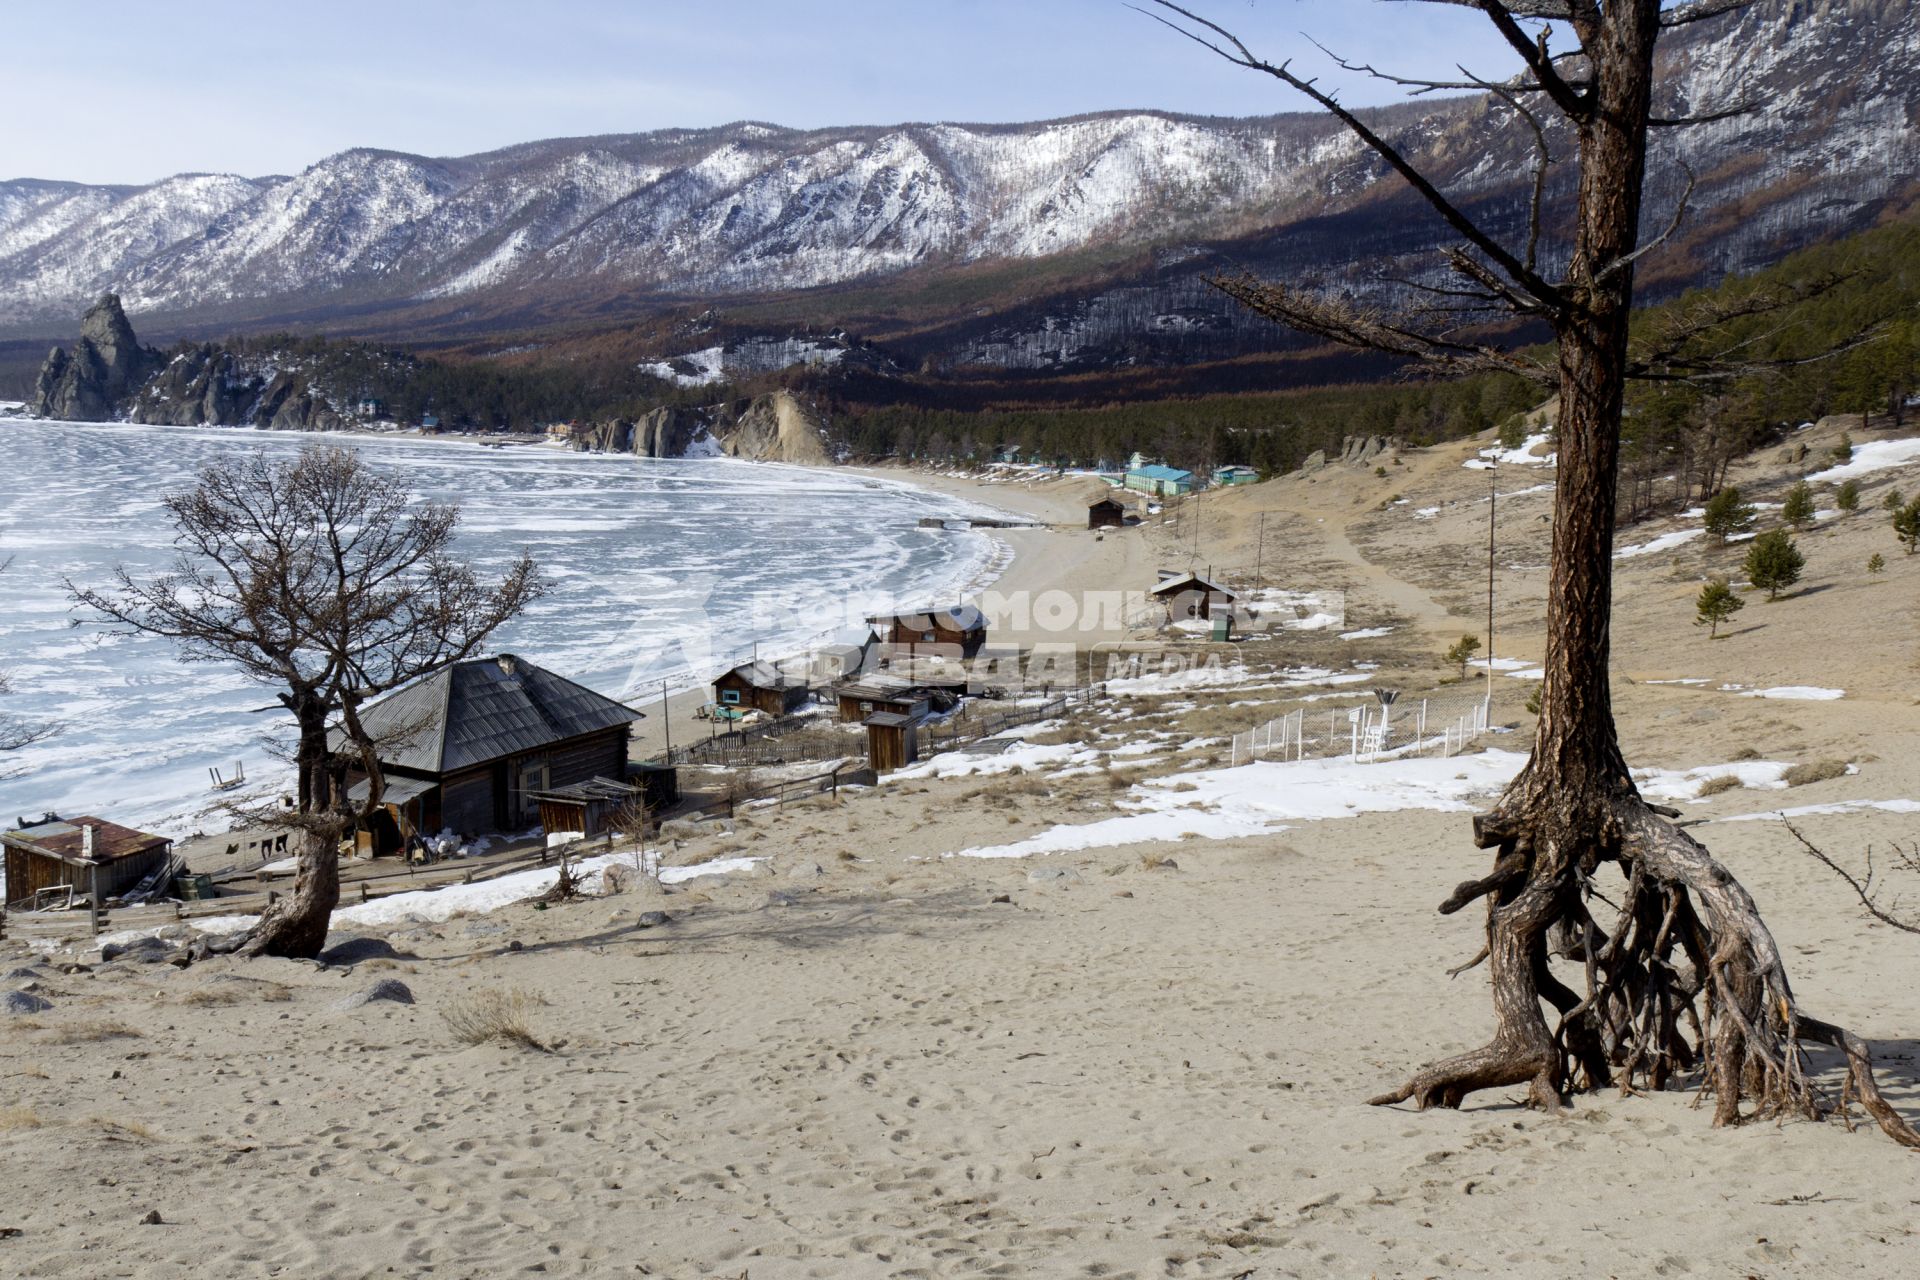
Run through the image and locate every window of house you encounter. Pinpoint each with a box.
[721,689,740,704]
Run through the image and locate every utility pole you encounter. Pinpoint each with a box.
[660,679,672,759]
[1255,510,1266,590]
[1486,461,1497,711]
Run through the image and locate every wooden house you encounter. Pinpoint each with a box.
[1212,465,1260,486]
[712,660,809,717]
[1150,571,1239,622]
[868,604,988,659]
[1088,497,1126,529]
[864,712,920,774]
[342,653,644,851]
[3,816,173,909]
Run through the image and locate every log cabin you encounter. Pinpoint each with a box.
[867,604,988,660]
[712,660,809,718]
[341,654,644,852]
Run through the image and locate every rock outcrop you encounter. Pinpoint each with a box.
[124,345,345,431]
[27,293,163,420]
[719,390,828,464]
[1339,435,1400,467]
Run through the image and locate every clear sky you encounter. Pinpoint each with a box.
[5,1,1534,185]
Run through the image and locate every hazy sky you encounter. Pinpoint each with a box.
[6,1,1534,185]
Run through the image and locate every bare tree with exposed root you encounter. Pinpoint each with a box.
[1143,0,1917,1145]
[72,446,543,958]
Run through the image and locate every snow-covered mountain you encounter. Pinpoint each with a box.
[2,0,1914,369]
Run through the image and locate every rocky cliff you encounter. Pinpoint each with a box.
[27,294,163,420]
[562,391,828,463]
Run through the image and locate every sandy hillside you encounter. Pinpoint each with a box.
[4,422,1919,1278]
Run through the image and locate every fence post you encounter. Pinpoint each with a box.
[89,897,102,935]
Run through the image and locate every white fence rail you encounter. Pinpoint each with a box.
[1230,694,1492,767]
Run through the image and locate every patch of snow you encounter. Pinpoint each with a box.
[949,749,1529,859]
[1633,760,1793,801]
[1805,437,1920,483]
[1339,626,1393,640]
[1714,799,1920,823]
[1615,529,1703,558]
[1468,431,1557,468]
[887,741,1098,780]
[1739,686,1844,701]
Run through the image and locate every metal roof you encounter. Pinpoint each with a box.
[347,654,643,775]
[863,711,918,728]
[1128,464,1194,482]
[719,660,804,690]
[345,775,439,807]
[527,776,639,804]
[1,816,171,865]
[867,604,987,632]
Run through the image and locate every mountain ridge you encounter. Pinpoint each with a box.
[3,0,1914,372]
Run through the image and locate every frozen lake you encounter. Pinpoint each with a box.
[0,419,1005,836]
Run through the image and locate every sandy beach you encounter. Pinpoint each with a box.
[5,420,1919,1277]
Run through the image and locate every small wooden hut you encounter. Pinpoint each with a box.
[712,660,808,717]
[864,712,920,774]
[1149,571,1239,622]
[1088,497,1126,529]
[836,681,933,724]
[2,816,173,909]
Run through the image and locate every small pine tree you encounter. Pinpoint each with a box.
[1498,417,1527,451]
[1524,683,1542,716]
[1744,529,1805,600]
[1702,486,1756,543]
[1867,552,1886,575]
[1886,488,1905,513]
[1781,480,1816,528]
[1836,479,1860,512]
[1374,464,1388,478]
[1831,432,1854,464]
[1895,497,1920,556]
[1694,576,1745,638]
[1445,634,1482,678]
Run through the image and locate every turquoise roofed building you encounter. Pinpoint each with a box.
[1124,463,1196,497]
[1212,465,1259,486]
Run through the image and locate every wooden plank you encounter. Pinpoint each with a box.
[2,912,94,941]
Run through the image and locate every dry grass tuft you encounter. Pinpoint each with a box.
[1139,852,1175,871]
[1696,775,1744,797]
[1729,746,1763,762]
[179,980,293,1007]
[1784,759,1849,787]
[443,988,551,1052]
[0,1106,45,1131]
[86,1116,158,1142]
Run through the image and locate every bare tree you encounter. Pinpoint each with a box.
[72,447,543,958]
[1146,1,1918,1146]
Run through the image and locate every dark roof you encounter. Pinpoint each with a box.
[1150,572,1238,599]
[1088,496,1125,508]
[1,816,171,865]
[863,711,917,728]
[348,654,643,775]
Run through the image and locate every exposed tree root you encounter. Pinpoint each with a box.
[1370,784,1920,1150]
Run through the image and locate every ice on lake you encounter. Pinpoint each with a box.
[0,419,1008,837]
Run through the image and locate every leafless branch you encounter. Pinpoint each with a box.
[1786,820,1920,937]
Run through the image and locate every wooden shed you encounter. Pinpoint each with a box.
[712,660,809,718]
[836,681,933,724]
[2,816,174,909]
[532,777,647,841]
[1088,497,1126,529]
[341,653,644,850]
[1149,571,1239,622]
[864,712,920,774]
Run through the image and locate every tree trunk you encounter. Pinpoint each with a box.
[237,824,342,959]
[1369,3,1919,1148]
[239,693,344,959]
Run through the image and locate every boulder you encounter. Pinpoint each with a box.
[1300,449,1327,472]
[3,990,53,1016]
[318,935,414,965]
[1026,866,1081,884]
[337,979,414,1010]
[100,936,177,964]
